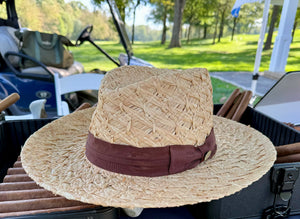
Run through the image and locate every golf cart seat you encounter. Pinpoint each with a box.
[0,26,84,79]
[21,61,84,77]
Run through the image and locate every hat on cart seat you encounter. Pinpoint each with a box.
[21,66,276,208]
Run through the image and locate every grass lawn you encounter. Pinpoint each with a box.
[71,30,300,103]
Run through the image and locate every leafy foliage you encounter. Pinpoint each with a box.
[148,0,173,44]
[92,0,129,22]
[126,25,165,41]
[0,0,297,45]
[13,0,118,40]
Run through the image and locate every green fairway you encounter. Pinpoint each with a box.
[72,31,300,72]
[71,31,300,103]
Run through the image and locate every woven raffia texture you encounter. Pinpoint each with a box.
[21,66,276,208]
[90,66,213,147]
[21,108,276,208]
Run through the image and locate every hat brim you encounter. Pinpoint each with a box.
[21,107,276,208]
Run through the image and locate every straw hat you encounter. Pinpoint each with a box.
[21,66,276,208]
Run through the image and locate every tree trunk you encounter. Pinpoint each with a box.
[264,5,280,50]
[231,17,237,41]
[169,0,186,48]
[218,9,226,43]
[197,25,201,39]
[292,21,297,43]
[203,22,207,39]
[212,10,219,44]
[184,25,188,38]
[131,0,141,45]
[131,9,136,44]
[161,6,167,45]
[187,24,191,44]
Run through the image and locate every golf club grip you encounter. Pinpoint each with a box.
[3,174,32,183]
[275,153,300,164]
[0,197,86,213]
[0,189,56,201]
[0,93,20,112]
[0,158,101,217]
[7,167,26,175]
[216,88,240,117]
[13,161,22,168]
[0,182,41,191]
[231,90,252,122]
[276,142,300,156]
[225,92,244,120]
[0,205,96,218]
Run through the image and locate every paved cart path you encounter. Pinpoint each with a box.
[210,72,278,97]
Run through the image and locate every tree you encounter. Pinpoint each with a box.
[94,0,143,43]
[217,0,232,43]
[182,0,197,43]
[291,7,300,42]
[264,5,280,50]
[212,4,219,44]
[160,5,169,44]
[231,17,238,41]
[92,0,129,22]
[131,0,141,44]
[200,0,216,39]
[169,0,186,48]
[183,0,216,42]
[15,0,43,30]
[148,0,173,45]
[13,0,118,41]
[183,0,202,43]
[129,0,149,44]
[228,3,264,40]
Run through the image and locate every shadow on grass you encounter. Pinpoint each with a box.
[246,41,261,45]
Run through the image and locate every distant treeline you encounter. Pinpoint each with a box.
[125,25,171,42]
[10,0,117,40]
[3,0,299,44]
[0,0,167,42]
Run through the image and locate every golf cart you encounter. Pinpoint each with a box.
[0,0,152,118]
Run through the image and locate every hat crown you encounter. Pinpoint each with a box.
[89,66,213,148]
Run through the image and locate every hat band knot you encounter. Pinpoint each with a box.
[85,129,217,177]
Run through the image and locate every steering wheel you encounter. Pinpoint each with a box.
[76,25,93,46]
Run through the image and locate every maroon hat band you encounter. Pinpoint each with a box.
[85,129,217,177]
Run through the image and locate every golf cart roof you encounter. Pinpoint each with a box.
[106,0,133,60]
[0,0,19,29]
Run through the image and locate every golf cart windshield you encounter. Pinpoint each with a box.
[106,0,152,67]
[107,0,133,60]
[75,0,152,67]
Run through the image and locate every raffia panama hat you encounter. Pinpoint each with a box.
[21,66,276,208]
